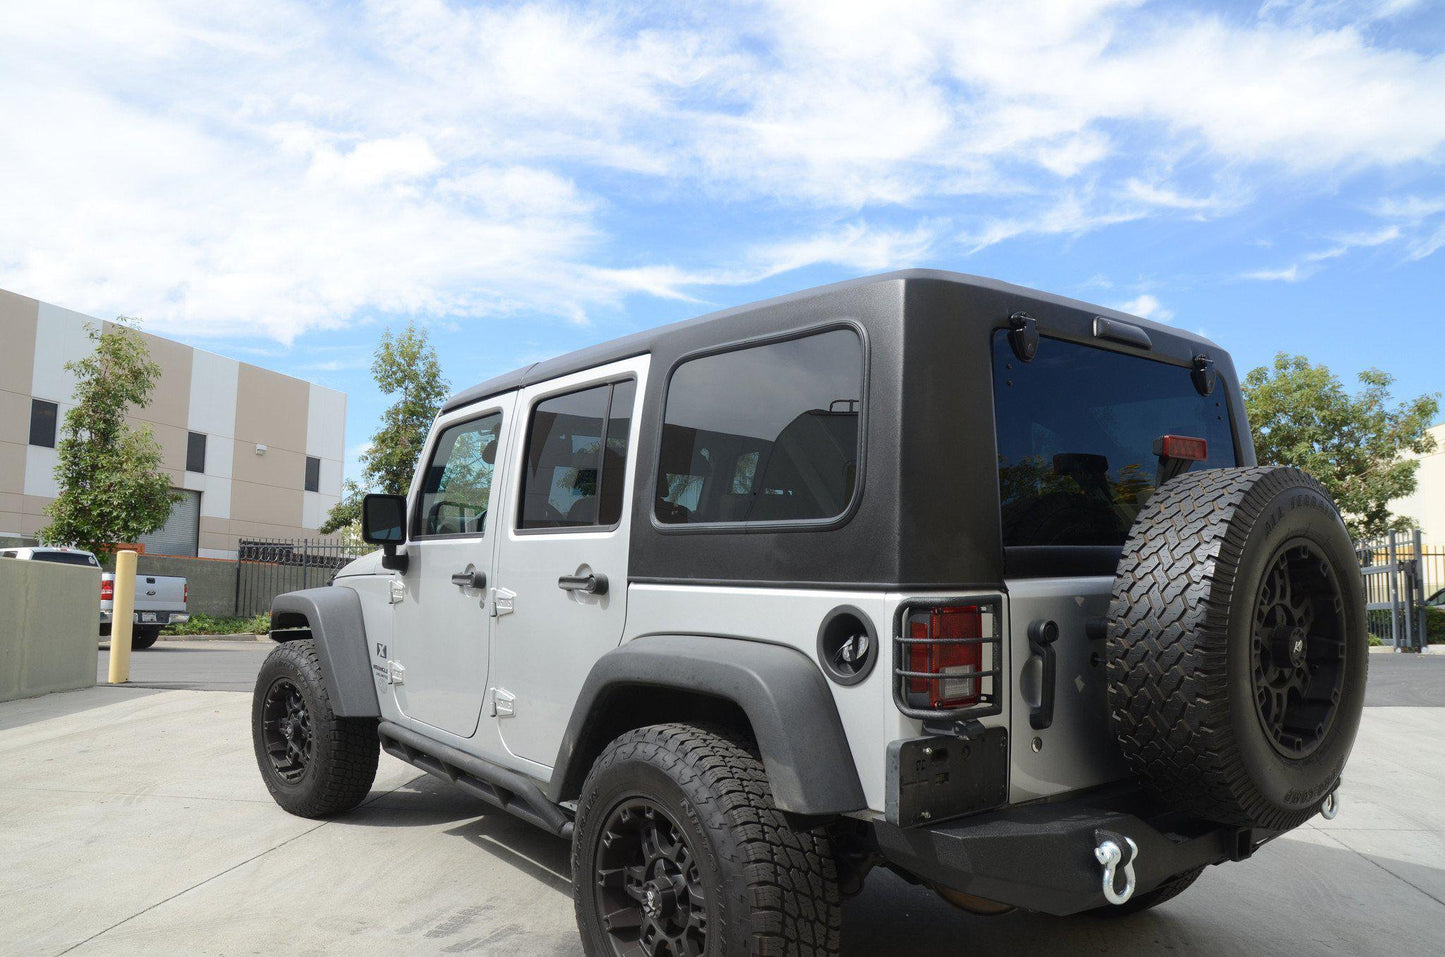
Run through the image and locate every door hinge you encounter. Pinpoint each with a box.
[491,687,516,717]
[386,659,406,685]
[389,579,406,604]
[489,587,516,617]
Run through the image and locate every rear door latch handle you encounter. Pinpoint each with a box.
[558,573,607,595]
[1028,619,1058,731]
[451,565,486,589]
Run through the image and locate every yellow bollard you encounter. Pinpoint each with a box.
[107,549,138,684]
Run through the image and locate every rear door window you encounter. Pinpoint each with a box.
[656,328,863,525]
[993,333,1235,547]
[518,380,636,531]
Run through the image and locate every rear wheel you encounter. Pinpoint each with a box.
[130,627,161,650]
[573,724,841,956]
[251,640,379,818]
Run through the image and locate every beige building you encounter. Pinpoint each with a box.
[1,288,345,558]
[1393,422,1445,548]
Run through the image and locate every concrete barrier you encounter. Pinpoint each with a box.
[0,558,100,703]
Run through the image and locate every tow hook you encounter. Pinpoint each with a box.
[1094,830,1139,906]
[1321,790,1340,821]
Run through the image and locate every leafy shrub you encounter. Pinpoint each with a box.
[163,613,269,636]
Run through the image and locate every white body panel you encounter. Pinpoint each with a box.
[1005,576,1128,803]
[622,584,1012,815]
[489,356,649,767]
[387,393,517,738]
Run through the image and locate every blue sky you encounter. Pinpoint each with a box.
[2,0,1442,482]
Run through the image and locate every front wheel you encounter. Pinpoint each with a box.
[572,724,841,956]
[251,639,379,818]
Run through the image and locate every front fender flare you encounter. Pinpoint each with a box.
[549,635,866,816]
[270,587,379,718]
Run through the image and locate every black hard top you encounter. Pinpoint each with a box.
[441,269,1217,413]
[442,269,1247,588]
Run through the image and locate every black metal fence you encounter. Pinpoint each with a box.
[1358,529,1433,651]
[234,537,369,617]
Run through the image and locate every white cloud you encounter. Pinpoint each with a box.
[1114,293,1174,321]
[1242,265,1305,282]
[0,0,1443,338]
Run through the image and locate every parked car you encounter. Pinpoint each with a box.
[1,546,189,650]
[250,271,1367,955]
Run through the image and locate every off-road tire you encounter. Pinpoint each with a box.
[251,639,379,818]
[1086,866,1204,918]
[573,723,842,956]
[130,627,160,650]
[1107,467,1367,831]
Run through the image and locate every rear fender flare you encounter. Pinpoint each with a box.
[549,634,867,816]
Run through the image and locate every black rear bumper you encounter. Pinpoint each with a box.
[873,784,1278,915]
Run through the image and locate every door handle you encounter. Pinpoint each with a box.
[558,573,608,595]
[451,566,487,589]
[1028,619,1058,731]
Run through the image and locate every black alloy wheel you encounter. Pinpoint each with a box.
[1250,541,1349,759]
[261,676,314,783]
[594,798,707,957]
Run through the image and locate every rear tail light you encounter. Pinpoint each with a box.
[100,579,114,600]
[895,600,1002,719]
[184,582,189,604]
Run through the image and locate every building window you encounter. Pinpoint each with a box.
[29,399,58,448]
[304,455,321,493]
[186,432,207,473]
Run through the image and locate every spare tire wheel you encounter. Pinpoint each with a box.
[1106,466,1367,831]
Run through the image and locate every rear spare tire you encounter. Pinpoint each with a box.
[1106,466,1366,831]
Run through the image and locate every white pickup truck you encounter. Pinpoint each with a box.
[0,546,188,650]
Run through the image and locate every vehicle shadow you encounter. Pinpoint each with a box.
[340,774,1443,956]
[350,772,575,893]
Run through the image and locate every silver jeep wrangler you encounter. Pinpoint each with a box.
[252,270,1366,956]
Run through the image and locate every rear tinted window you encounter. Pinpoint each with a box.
[33,552,99,567]
[656,329,862,525]
[993,333,1235,547]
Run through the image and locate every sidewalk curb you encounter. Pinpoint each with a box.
[159,633,275,643]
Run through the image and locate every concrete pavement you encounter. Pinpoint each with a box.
[2,667,1441,954]
[96,639,272,692]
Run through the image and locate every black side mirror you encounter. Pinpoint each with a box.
[362,494,409,572]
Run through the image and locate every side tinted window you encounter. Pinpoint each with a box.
[519,380,636,531]
[415,412,503,537]
[657,329,863,525]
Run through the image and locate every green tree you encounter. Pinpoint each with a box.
[37,319,179,556]
[320,324,450,534]
[1243,354,1439,540]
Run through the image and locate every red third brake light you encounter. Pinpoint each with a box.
[907,605,983,710]
[100,578,114,600]
[1154,434,1208,462]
